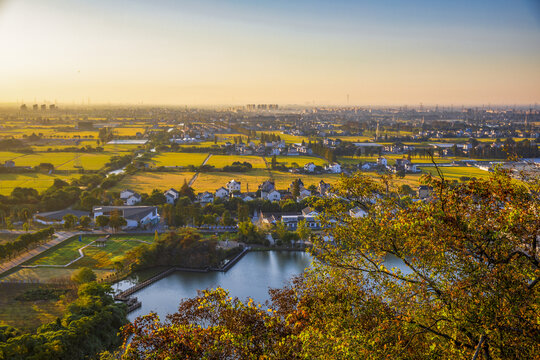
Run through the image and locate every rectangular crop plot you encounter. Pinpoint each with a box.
[273,156,327,167]
[152,152,208,167]
[111,171,197,193]
[206,155,266,169]
[0,173,81,195]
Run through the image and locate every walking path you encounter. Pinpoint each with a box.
[20,238,152,269]
[188,153,212,187]
[0,231,79,276]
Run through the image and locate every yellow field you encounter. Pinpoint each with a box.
[273,155,327,167]
[0,173,81,195]
[111,171,197,193]
[419,166,492,180]
[207,155,266,169]
[0,152,112,170]
[338,155,456,165]
[191,170,271,193]
[151,152,208,167]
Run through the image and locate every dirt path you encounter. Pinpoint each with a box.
[261,156,274,180]
[188,154,212,187]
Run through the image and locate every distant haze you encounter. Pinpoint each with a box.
[0,0,539,106]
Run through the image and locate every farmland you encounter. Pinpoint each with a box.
[419,166,492,180]
[111,171,197,193]
[0,173,81,195]
[191,170,271,193]
[273,155,327,167]
[207,155,267,169]
[151,152,208,167]
[0,151,112,170]
[338,155,457,165]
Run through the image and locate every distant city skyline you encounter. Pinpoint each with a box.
[0,0,539,106]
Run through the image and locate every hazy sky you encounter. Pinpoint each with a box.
[0,0,539,106]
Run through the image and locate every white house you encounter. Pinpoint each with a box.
[227,179,241,193]
[242,194,255,202]
[125,193,142,206]
[349,206,367,218]
[198,191,214,205]
[361,163,372,170]
[267,190,281,202]
[215,187,229,199]
[325,163,342,173]
[377,157,388,166]
[120,189,137,200]
[298,188,312,200]
[304,162,316,173]
[92,206,159,229]
[164,188,179,204]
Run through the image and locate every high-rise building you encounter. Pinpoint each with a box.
[40,104,46,110]
[20,104,27,110]
[32,104,38,110]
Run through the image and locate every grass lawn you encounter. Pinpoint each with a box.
[0,268,113,283]
[25,234,154,269]
[0,173,81,195]
[151,152,208,167]
[273,155,327,167]
[207,155,267,169]
[0,283,73,331]
[112,171,196,193]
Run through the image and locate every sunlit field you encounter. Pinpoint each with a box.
[273,155,327,167]
[206,155,267,169]
[0,173,81,195]
[151,152,208,167]
[111,171,197,193]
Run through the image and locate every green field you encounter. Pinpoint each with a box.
[0,173,81,195]
[26,234,154,269]
[112,171,197,193]
[207,155,267,169]
[151,152,208,167]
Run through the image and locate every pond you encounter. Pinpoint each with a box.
[120,251,312,321]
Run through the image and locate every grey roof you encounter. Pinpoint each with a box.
[93,206,157,221]
[34,209,90,221]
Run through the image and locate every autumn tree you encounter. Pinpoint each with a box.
[121,169,540,359]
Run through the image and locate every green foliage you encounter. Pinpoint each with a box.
[0,282,127,360]
[71,267,97,284]
[126,229,223,269]
[123,170,540,359]
[0,227,54,261]
[237,221,265,244]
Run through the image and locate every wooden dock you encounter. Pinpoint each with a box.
[115,247,250,312]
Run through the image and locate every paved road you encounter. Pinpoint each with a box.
[0,231,79,276]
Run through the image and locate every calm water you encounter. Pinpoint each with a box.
[123,251,312,321]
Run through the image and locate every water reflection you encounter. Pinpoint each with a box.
[125,251,312,321]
